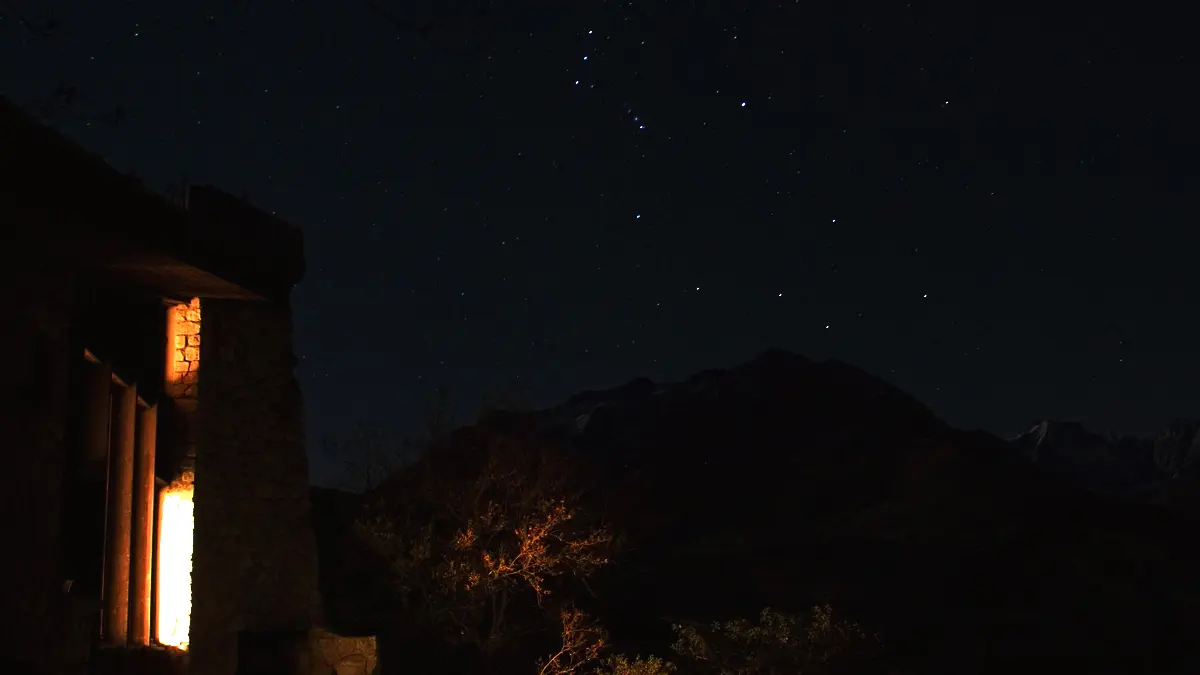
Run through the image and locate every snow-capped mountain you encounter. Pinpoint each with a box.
[1011,418,1200,501]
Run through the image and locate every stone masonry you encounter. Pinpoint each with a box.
[309,629,378,675]
[163,298,202,485]
[190,298,321,675]
[168,298,201,400]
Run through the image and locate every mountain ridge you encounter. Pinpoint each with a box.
[319,349,1200,674]
[1012,417,1200,504]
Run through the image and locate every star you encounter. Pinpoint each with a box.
[47,0,1178,501]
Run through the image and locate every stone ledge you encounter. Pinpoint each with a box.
[309,627,377,675]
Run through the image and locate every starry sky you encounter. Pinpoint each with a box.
[3,1,1196,486]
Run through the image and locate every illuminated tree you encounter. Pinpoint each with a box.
[355,423,614,667]
[539,608,676,675]
[538,607,608,675]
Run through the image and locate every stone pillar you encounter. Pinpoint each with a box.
[191,299,320,675]
[130,404,157,646]
[102,382,137,646]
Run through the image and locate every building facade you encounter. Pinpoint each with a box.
[0,98,344,675]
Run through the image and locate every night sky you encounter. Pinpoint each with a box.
[4,1,1196,486]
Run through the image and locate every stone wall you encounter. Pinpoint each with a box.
[0,245,77,673]
[309,628,378,675]
[167,298,201,400]
[191,298,320,675]
[162,298,201,485]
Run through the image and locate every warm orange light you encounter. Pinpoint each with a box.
[166,298,201,396]
[157,478,194,650]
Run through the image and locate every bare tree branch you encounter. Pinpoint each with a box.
[1,0,58,37]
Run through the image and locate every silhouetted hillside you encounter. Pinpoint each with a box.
[321,350,1200,674]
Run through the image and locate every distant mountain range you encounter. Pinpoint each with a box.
[1011,418,1200,505]
[314,349,1200,675]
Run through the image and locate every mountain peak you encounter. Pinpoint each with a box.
[1010,418,1200,501]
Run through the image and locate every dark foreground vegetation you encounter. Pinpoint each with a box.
[314,351,1200,675]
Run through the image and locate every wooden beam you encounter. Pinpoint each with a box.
[130,404,157,646]
[102,382,136,646]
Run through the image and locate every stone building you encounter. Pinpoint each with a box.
[0,99,371,674]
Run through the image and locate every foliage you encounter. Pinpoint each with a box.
[538,607,608,675]
[600,654,678,675]
[535,605,881,675]
[354,424,614,665]
[539,608,676,675]
[668,606,882,675]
